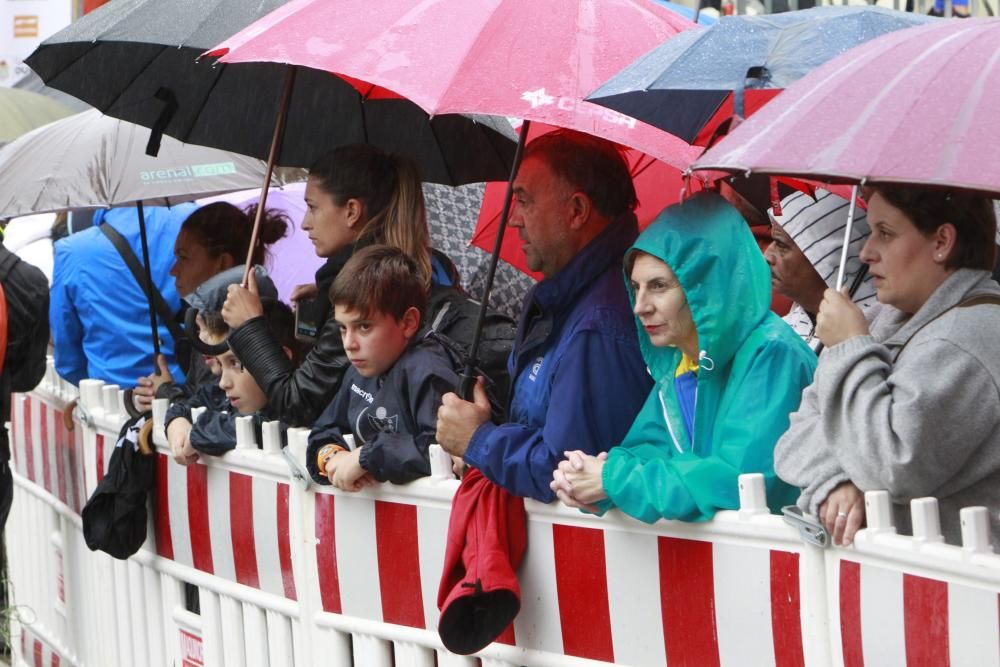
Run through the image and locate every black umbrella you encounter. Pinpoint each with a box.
[27,0,516,325]
[25,0,516,184]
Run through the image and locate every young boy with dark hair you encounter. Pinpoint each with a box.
[165,298,300,462]
[306,245,460,491]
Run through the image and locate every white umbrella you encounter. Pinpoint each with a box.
[0,109,305,218]
[0,108,306,361]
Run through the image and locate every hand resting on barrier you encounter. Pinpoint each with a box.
[167,418,200,466]
[133,354,174,411]
[324,448,377,492]
[551,450,608,513]
[818,481,865,546]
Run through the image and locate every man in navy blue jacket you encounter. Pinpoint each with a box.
[436,131,653,502]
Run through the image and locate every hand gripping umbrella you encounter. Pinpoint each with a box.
[209,0,699,400]
[0,108,306,364]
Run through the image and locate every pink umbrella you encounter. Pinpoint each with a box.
[208,0,699,172]
[209,0,702,399]
[691,18,1000,197]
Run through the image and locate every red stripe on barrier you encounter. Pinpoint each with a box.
[659,537,720,667]
[53,411,68,505]
[187,465,214,574]
[52,653,60,667]
[229,472,259,588]
[903,574,949,667]
[839,560,864,667]
[95,433,105,485]
[374,501,425,628]
[39,403,51,494]
[33,638,42,667]
[770,550,805,667]
[552,524,614,662]
[315,493,342,613]
[154,454,174,559]
[276,483,297,600]
[23,398,34,482]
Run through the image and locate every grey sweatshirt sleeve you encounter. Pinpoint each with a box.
[811,334,1000,502]
[774,381,852,516]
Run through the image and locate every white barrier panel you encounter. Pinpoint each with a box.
[8,366,1000,667]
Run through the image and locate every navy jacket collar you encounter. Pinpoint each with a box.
[529,212,639,316]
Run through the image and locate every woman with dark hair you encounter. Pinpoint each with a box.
[775,186,1000,549]
[131,202,288,410]
[222,145,464,426]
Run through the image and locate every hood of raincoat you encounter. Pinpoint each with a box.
[627,191,771,383]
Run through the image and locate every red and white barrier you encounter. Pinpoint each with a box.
[7,364,1000,667]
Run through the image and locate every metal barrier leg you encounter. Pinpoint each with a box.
[219,594,247,666]
[315,626,353,665]
[111,558,134,665]
[352,633,393,667]
[437,651,480,667]
[242,602,269,667]
[200,588,226,667]
[265,610,295,667]
[394,641,435,666]
[142,563,166,666]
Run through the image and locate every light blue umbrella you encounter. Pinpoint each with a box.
[587,5,933,142]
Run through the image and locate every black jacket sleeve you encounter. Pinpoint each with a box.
[227,315,349,427]
[164,383,228,429]
[190,411,239,456]
[358,354,458,485]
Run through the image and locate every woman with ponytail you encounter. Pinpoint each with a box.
[222,145,462,426]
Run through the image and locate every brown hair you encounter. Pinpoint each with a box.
[202,299,301,363]
[868,185,997,271]
[309,146,432,287]
[523,129,638,219]
[182,202,289,267]
[328,245,427,322]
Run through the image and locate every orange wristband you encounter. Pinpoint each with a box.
[316,444,347,477]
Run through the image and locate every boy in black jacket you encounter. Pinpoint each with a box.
[165,300,298,461]
[306,245,459,491]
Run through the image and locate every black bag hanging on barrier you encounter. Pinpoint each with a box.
[82,414,157,559]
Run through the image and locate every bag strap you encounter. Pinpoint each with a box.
[99,223,184,343]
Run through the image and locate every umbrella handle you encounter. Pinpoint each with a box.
[459,120,532,400]
[834,185,861,291]
[184,307,229,356]
[242,66,298,287]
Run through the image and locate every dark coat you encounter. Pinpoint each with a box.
[0,244,49,462]
[306,336,458,485]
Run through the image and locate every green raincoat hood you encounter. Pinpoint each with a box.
[627,191,772,382]
[600,191,816,523]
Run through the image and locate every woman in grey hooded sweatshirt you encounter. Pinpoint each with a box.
[775,185,1000,549]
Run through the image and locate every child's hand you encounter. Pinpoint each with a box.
[167,419,198,466]
[330,449,370,492]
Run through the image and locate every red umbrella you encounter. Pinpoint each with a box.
[209,0,701,394]
[208,0,699,172]
[691,18,1000,197]
[474,122,699,277]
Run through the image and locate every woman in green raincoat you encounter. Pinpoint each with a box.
[551,192,816,522]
